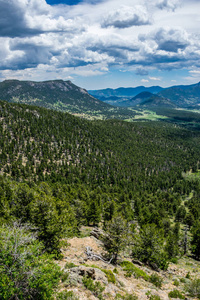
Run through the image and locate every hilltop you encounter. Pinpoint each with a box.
[0,79,139,120]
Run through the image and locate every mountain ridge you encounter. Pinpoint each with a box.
[0,79,139,120]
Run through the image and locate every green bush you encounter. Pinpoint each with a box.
[173,279,179,286]
[113,267,119,274]
[120,261,149,281]
[149,273,163,288]
[185,272,191,279]
[185,278,200,298]
[82,276,105,299]
[149,295,161,300]
[180,278,186,283]
[0,224,62,300]
[116,293,138,300]
[168,289,185,299]
[101,269,116,284]
[56,290,79,299]
[61,272,70,282]
[65,262,77,269]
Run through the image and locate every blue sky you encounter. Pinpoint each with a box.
[0,0,200,89]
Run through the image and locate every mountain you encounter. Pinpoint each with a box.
[158,82,200,107]
[0,79,141,120]
[0,79,110,115]
[125,91,154,106]
[140,94,177,108]
[89,85,164,98]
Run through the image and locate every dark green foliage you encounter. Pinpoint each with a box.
[82,276,105,299]
[173,279,180,286]
[0,224,62,300]
[165,223,180,259]
[186,272,191,279]
[132,224,169,270]
[191,222,200,259]
[149,273,163,288]
[65,262,77,269]
[1,99,200,271]
[56,290,79,300]
[149,295,161,300]
[185,278,200,298]
[168,289,185,299]
[103,216,129,263]
[116,294,138,300]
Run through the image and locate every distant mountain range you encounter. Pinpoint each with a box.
[89,82,200,109]
[0,80,200,120]
[158,82,200,108]
[89,86,163,98]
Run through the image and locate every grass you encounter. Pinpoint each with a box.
[126,109,168,121]
[120,261,149,281]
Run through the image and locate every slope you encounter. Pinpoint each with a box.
[158,82,200,107]
[89,85,163,98]
[0,79,139,120]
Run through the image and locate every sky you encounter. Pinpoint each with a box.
[0,0,200,89]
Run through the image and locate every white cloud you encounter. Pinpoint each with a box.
[189,70,200,75]
[0,0,200,87]
[102,5,151,28]
[156,0,181,11]
[149,76,161,80]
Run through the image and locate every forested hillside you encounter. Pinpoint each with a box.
[0,80,139,120]
[1,99,200,299]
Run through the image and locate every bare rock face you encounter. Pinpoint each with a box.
[69,266,108,284]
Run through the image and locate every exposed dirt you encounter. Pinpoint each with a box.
[57,229,200,300]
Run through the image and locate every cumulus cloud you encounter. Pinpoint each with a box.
[102,5,151,28]
[156,0,181,11]
[154,28,190,52]
[0,0,42,37]
[139,28,190,53]
[0,0,85,37]
[0,0,200,86]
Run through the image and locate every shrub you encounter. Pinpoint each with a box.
[0,223,62,300]
[173,279,180,286]
[61,272,70,282]
[149,273,163,288]
[180,278,186,283]
[185,272,191,279]
[56,290,79,299]
[65,262,77,269]
[120,261,149,281]
[168,289,185,299]
[116,293,138,300]
[185,278,200,298]
[82,276,105,299]
[113,267,119,274]
[149,295,161,300]
[101,269,116,284]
